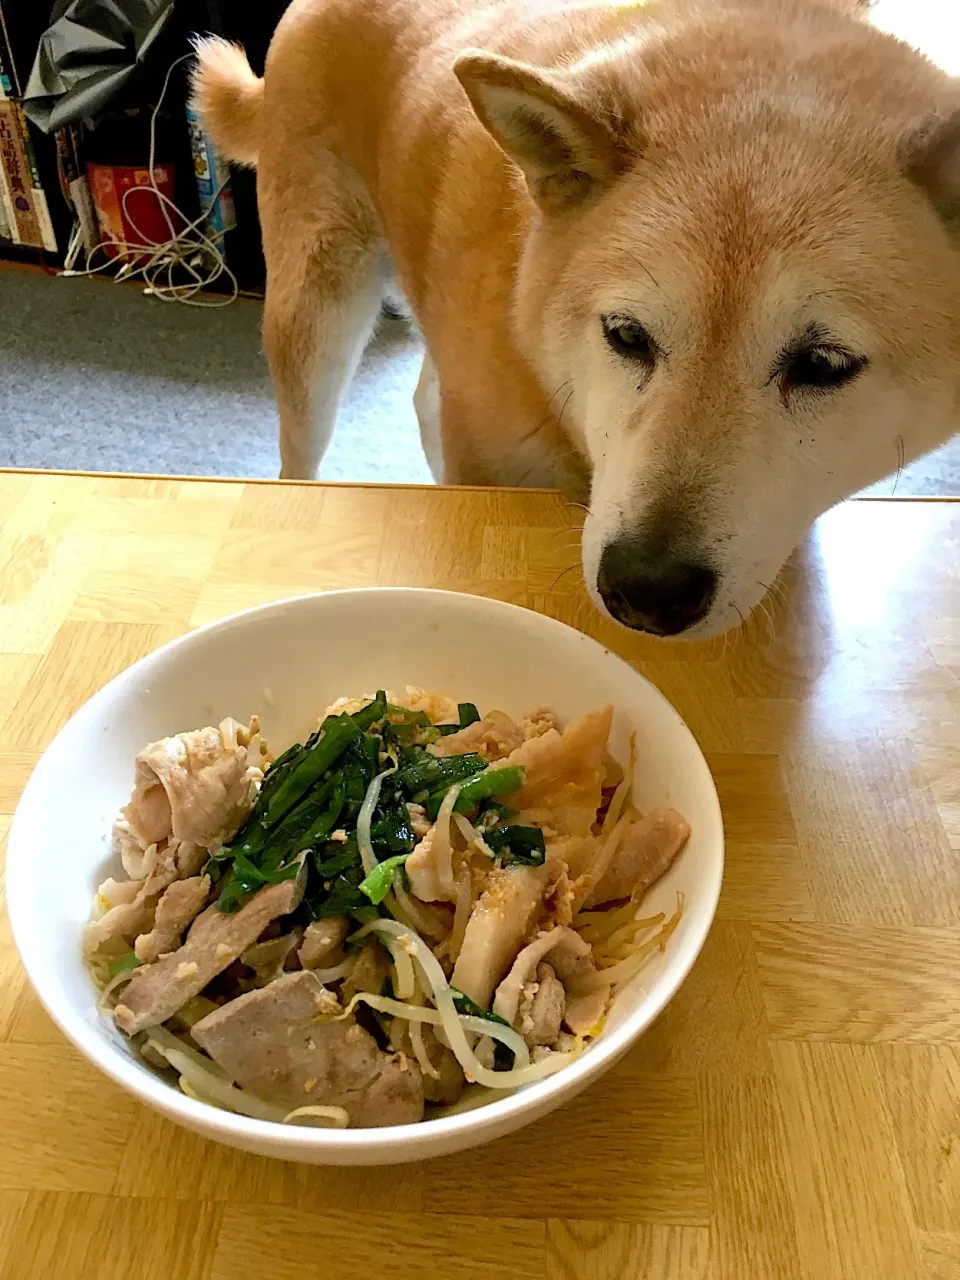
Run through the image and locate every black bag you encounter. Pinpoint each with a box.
[22,0,176,133]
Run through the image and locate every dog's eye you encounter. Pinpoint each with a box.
[782,345,866,393]
[602,316,658,364]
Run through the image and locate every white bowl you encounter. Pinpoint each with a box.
[6,589,723,1165]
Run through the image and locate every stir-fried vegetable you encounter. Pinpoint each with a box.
[425,764,525,818]
[435,702,481,736]
[215,849,302,913]
[451,987,517,1068]
[450,987,509,1026]
[359,854,411,906]
[92,689,694,1136]
[213,694,386,912]
[108,951,141,978]
[210,691,526,920]
[397,748,487,796]
[484,823,546,865]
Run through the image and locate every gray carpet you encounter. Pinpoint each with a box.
[0,271,431,484]
[1,269,958,495]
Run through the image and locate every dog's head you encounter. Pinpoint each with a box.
[455,4,960,637]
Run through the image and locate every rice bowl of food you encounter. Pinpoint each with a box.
[6,589,723,1165]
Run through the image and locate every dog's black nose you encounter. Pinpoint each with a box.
[598,539,717,636]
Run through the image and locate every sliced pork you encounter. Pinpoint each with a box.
[506,706,613,836]
[298,917,350,970]
[190,971,424,1126]
[587,807,690,906]
[429,711,525,761]
[114,866,306,1035]
[516,962,565,1048]
[120,717,264,851]
[452,864,547,1008]
[134,874,211,964]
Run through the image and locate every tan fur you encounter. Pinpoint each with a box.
[190,38,263,167]
[193,0,960,636]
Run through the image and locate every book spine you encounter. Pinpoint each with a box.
[0,99,58,251]
[0,7,19,100]
[185,101,236,246]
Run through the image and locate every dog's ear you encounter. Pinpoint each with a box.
[454,50,621,212]
[904,104,960,230]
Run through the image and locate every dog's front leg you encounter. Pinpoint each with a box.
[413,353,445,483]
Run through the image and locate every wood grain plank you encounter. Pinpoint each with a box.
[421,1072,708,1224]
[0,621,174,752]
[113,1107,422,1210]
[480,525,528,581]
[68,530,221,624]
[0,655,41,734]
[176,480,244,503]
[872,1044,960,1233]
[210,1206,546,1280]
[698,1072,802,1280]
[754,924,960,1042]
[0,1044,135,1192]
[917,745,960,852]
[0,818,28,1042]
[189,582,328,628]
[706,754,797,846]
[1,1192,220,1280]
[0,474,956,1278]
[5,988,62,1044]
[635,663,746,753]
[378,504,488,583]
[210,526,382,590]
[771,1042,923,1280]
[0,473,95,539]
[525,527,585,598]
[631,923,773,1073]
[0,751,39,812]
[715,841,815,922]
[68,570,204,625]
[0,1191,28,1279]
[921,1232,960,1280]
[229,482,329,532]
[319,486,393,529]
[545,1221,712,1280]
[782,740,960,926]
[0,534,50,605]
[80,495,238,538]
[0,533,104,655]
[93,477,183,498]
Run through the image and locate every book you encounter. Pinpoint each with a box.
[0,7,18,100]
[0,98,57,250]
[55,122,99,252]
[185,101,236,250]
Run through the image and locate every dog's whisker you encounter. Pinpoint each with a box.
[755,596,777,646]
[550,563,581,591]
[891,433,905,496]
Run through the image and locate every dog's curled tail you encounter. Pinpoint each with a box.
[190,37,264,168]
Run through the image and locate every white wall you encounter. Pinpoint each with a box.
[869,0,960,75]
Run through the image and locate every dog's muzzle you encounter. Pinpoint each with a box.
[597,536,717,636]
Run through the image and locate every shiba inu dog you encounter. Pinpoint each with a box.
[193,0,959,636]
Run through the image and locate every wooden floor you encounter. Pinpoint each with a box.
[0,472,957,1280]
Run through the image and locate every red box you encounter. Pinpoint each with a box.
[86,161,180,260]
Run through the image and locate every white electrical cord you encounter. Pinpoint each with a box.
[59,53,239,307]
